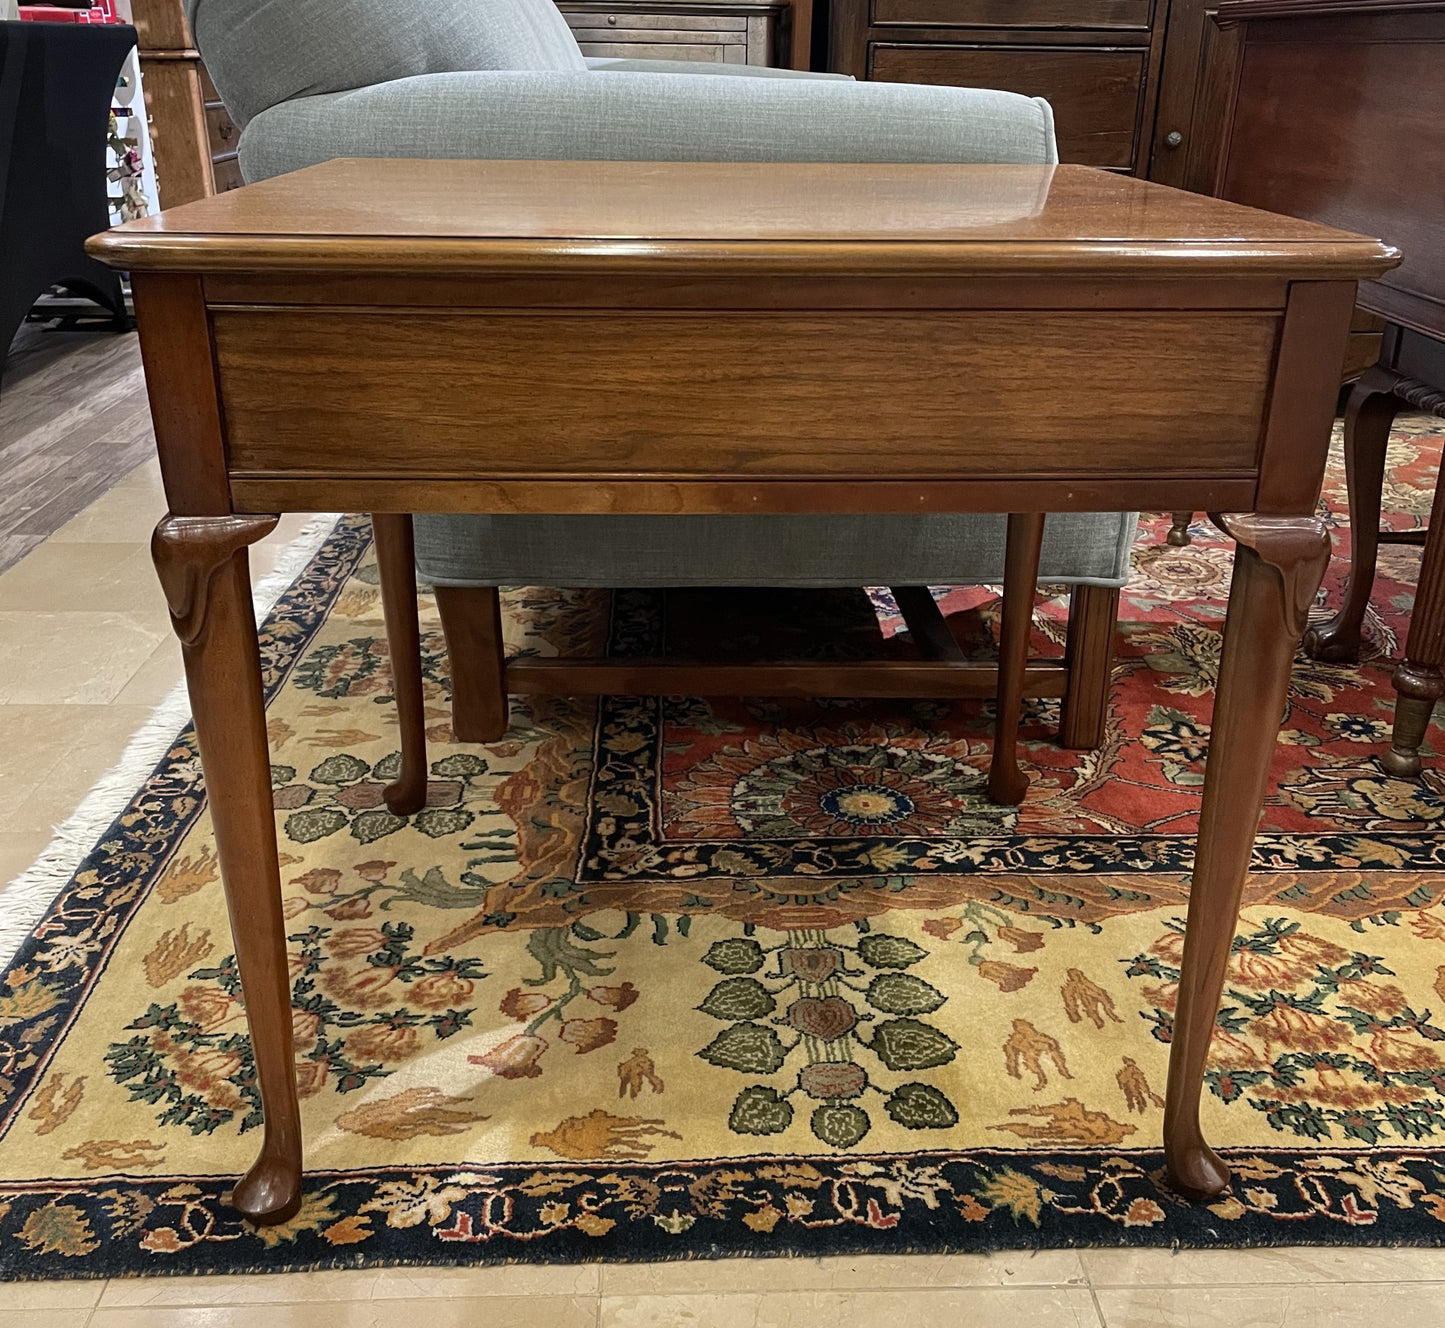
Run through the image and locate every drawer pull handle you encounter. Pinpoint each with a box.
[1165,131,1183,149]
[607,13,617,22]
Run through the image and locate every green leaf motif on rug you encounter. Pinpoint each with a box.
[811,1103,870,1148]
[702,938,766,974]
[856,934,927,970]
[285,807,350,843]
[392,866,490,910]
[869,1018,960,1071]
[350,810,407,844]
[886,1082,960,1129]
[866,972,946,1016]
[311,754,372,785]
[700,1022,788,1074]
[728,1085,794,1135]
[698,977,777,1022]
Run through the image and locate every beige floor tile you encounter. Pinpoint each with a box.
[0,612,171,705]
[602,1250,1086,1295]
[1095,1282,1445,1327]
[48,461,167,544]
[1084,1245,1445,1287]
[1,704,157,834]
[111,638,185,708]
[0,1312,92,1328]
[0,1279,104,1309]
[601,1286,1101,1328]
[0,542,165,615]
[0,831,47,890]
[90,1294,597,1327]
[98,1263,600,1306]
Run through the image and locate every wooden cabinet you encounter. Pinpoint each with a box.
[559,1,812,68]
[828,0,1169,174]
[130,0,240,208]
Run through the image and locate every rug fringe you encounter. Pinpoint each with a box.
[0,512,343,969]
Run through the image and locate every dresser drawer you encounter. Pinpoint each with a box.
[210,154,244,194]
[574,37,751,58]
[869,45,1147,168]
[565,8,749,29]
[205,101,239,158]
[871,0,1151,30]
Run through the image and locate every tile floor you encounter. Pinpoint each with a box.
[5,368,1445,1323]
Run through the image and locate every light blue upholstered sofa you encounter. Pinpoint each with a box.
[186,0,1137,744]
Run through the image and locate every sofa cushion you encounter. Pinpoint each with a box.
[412,513,1138,589]
[187,0,585,126]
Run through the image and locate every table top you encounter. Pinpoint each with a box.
[90,160,1399,280]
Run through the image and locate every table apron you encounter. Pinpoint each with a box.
[211,306,1280,484]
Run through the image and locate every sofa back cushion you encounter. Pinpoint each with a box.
[188,0,586,126]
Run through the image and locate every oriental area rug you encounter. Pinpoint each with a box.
[3,417,1445,1280]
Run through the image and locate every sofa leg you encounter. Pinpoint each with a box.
[1059,584,1119,750]
[435,585,509,742]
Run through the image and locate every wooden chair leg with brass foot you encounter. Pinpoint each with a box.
[989,512,1045,805]
[1059,583,1119,750]
[434,584,509,743]
[373,513,428,815]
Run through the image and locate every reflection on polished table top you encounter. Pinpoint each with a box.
[98,158,1394,268]
[87,158,1396,1228]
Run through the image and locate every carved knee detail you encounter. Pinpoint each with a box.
[152,514,279,647]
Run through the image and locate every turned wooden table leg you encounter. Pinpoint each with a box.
[1304,366,1401,663]
[1059,583,1119,750]
[1164,513,1330,1198]
[1167,511,1194,547]
[152,514,302,1226]
[435,584,509,742]
[1382,470,1445,777]
[988,512,1045,805]
[372,514,428,814]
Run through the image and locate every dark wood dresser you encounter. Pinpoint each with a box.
[826,0,1170,172]
[1208,0,1445,773]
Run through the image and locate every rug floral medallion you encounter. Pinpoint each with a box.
[3,419,1445,1278]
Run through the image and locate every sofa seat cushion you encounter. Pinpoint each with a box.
[188,0,586,127]
[412,513,1138,589]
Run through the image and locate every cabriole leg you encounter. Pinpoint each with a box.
[1164,513,1330,1197]
[152,514,302,1225]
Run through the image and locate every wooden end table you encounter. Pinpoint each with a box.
[89,159,1396,1225]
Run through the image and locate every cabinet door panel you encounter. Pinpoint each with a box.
[869,44,1146,168]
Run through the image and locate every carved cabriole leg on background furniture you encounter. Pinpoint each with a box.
[434,584,509,743]
[1164,512,1330,1197]
[1303,365,1403,663]
[372,514,428,814]
[151,514,303,1226]
[1059,583,1119,749]
[1167,512,1194,546]
[1382,464,1445,777]
[988,512,1045,805]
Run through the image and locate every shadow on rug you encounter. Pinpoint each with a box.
[2,417,1444,1278]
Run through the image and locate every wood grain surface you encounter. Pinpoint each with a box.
[89,161,1399,280]
[214,308,1278,480]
